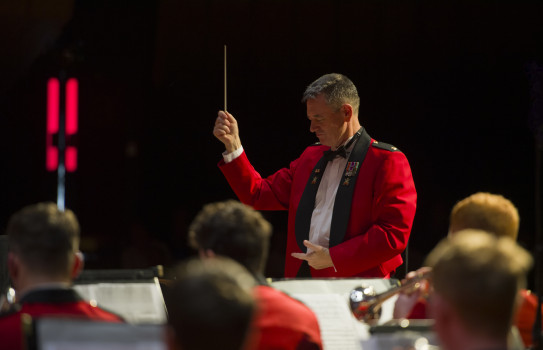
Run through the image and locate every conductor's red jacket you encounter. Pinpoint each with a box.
[219,131,417,278]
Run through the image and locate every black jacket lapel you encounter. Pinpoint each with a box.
[329,128,372,247]
[294,155,328,252]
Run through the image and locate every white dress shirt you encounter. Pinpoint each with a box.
[222,139,354,254]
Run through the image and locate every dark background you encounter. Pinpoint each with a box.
[1,0,542,281]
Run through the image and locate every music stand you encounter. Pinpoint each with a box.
[73,266,167,324]
[23,316,166,350]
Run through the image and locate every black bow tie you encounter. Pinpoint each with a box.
[323,146,347,161]
[322,129,363,162]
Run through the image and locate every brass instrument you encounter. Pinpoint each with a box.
[349,271,432,323]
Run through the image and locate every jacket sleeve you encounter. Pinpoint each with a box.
[329,151,417,276]
[218,151,299,211]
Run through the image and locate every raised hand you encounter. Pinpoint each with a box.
[213,111,241,153]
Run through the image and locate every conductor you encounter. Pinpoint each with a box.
[214,73,417,278]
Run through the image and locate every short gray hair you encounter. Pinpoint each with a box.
[302,73,360,114]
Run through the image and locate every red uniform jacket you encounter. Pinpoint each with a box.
[0,288,123,350]
[515,289,543,348]
[249,285,322,350]
[219,130,417,278]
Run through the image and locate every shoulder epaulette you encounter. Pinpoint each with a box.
[309,142,321,146]
[372,140,400,152]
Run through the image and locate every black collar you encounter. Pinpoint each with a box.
[20,288,83,304]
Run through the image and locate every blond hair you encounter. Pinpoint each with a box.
[426,229,533,338]
[449,192,519,239]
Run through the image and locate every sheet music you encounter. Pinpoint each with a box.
[271,278,399,350]
[293,293,362,350]
[271,279,397,324]
[74,280,167,324]
[271,278,393,295]
[44,341,165,350]
[38,319,166,350]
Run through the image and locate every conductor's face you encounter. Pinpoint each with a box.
[307,94,349,148]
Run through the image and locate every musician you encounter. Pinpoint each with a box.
[0,203,123,350]
[214,73,417,278]
[188,199,323,350]
[165,257,256,350]
[426,230,533,350]
[394,192,542,347]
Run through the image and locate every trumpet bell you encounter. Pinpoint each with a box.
[349,285,382,323]
[349,271,431,323]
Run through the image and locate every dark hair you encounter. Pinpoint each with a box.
[6,202,79,278]
[165,258,256,350]
[188,200,272,276]
[302,73,360,114]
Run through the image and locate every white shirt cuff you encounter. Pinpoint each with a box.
[222,146,244,163]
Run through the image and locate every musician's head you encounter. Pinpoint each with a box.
[188,199,272,279]
[303,74,361,148]
[426,229,532,348]
[449,192,519,240]
[6,202,83,292]
[302,73,360,115]
[165,257,256,350]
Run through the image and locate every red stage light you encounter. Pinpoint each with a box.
[46,77,79,172]
[65,146,77,172]
[66,78,78,136]
[46,78,60,171]
[65,78,78,172]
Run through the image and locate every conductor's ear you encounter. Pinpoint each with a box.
[342,104,353,121]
